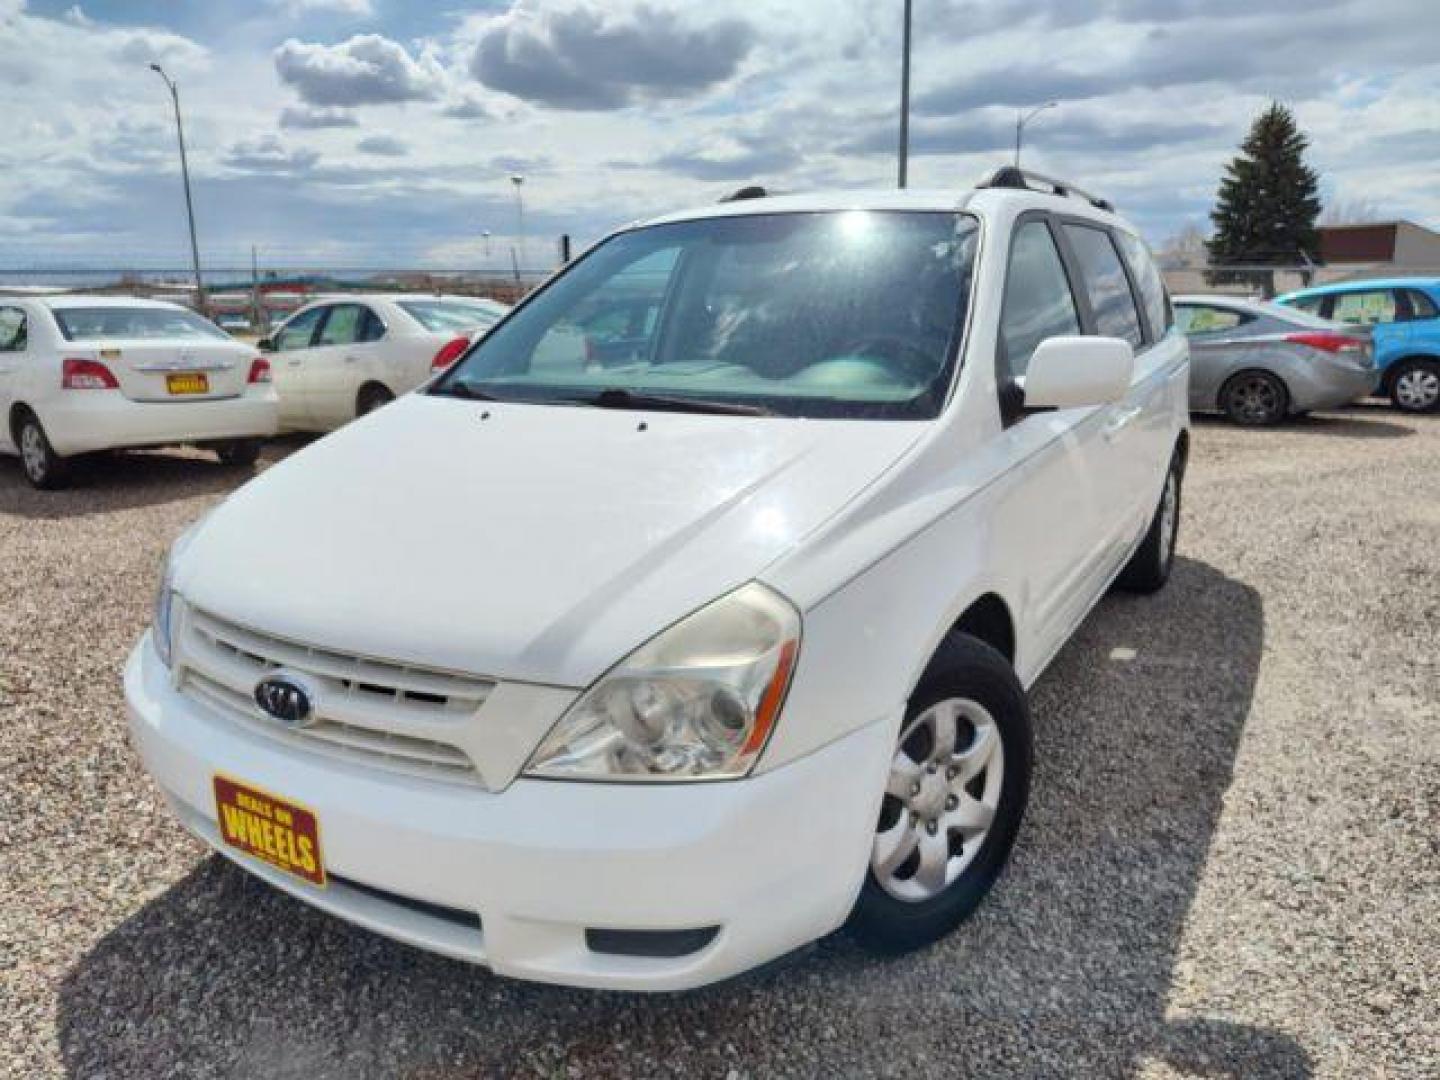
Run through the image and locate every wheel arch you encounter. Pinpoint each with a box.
[946,592,1016,667]
[355,380,395,414]
[8,401,36,446]
[1380,353,1440,393]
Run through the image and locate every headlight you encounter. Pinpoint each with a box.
[152,558,176,668]
[524,583,801,781]
[152,514,208,669]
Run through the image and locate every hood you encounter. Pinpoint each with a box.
[177,394,923,686]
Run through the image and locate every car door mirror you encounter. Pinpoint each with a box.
[257,336,276,353]
[1023,336,1134,410]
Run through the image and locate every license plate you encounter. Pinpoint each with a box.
[167,373,209,395]
[213,775,326,887]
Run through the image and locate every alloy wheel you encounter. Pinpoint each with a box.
[1227,375,1281,424]
[1394,366,1440,411]
[20,423,47,483]
[872,697,1004,902]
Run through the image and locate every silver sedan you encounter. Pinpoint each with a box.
[1175,295,1377,425]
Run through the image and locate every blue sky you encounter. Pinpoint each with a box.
[1,0,1437,278]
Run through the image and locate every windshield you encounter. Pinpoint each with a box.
[52,306,230,342]
[433,211,979,419]
[399,299,507,333]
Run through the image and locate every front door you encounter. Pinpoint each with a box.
[270,305,327,429]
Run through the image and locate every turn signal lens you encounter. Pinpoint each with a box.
[524,583,801,781]
[61,357,119,390]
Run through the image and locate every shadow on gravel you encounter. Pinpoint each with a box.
[0,438,312,520]
[1192,410,1415,439]
[57,557,1311,1078]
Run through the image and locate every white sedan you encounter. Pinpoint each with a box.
[0,296,278,490]
[262,294,509,432]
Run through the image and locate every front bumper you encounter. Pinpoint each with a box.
[124,635,892,991]
[41,390,279,456]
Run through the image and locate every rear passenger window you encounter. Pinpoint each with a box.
[0,307,25,352]
[1113,231,1170,337]
[1175,305,1246,334]
[1287,296,1326,317]
[1403,289,1438,321]
[1331,290,1399,326]
[1062,224,1144,348]
[999,220,1081,381]
[360,308,386,342]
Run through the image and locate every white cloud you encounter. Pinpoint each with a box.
[275,33,445,106]
[269,0,374,16]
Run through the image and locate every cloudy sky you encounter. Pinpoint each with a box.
[1,0,1436,278]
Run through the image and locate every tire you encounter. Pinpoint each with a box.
[1220,370,1288,426]
[215,439,263,468]
[357,384,394,417]
[1115,450,1183,594]
[848,633,1032,954]
[14,409,69,490]
[1388,359,1440,413]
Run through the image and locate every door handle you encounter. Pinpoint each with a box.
[1103,404,1142,440]
[343,354,359,363]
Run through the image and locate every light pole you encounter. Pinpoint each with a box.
[1014,101,1058,169]
[510,175,526,283]
[149,63,205,313]
[897,0,912,189]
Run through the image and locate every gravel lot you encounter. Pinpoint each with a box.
[2,407,1436,1078]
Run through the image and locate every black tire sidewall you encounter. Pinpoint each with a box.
[848,634,1032,953]
[1222,372,1287,425]
[18,414,65,489]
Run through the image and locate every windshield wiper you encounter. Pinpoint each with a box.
[583,387,775,416]
[430,382,503,402]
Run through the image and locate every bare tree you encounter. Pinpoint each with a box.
[1319,197,1386,226]
[1156,223,1207,268]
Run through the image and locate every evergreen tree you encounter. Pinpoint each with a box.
[1206,103,1321,293]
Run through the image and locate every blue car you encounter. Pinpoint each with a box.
[1275,279,1440,413]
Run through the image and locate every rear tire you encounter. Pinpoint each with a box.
[1116,450,1183,594]
[1220,370,1288,426]
[15,409,69,490]
[215,439,263,468]
[357,384,394,417]
[848,633,1031,954]
[1388,359,1440,413]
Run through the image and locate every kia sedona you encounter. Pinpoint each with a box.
[0,297,278,489]
[126,169,1190,991]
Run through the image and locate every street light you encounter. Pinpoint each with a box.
[148,63,205,313]
[510,175,526,282]
[1014,101,1058,169]
[897,0,912,189]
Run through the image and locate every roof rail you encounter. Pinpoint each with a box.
[977,166,1114,212]
[719,185,769,203]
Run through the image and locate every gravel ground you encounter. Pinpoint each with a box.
[2,408,1436,1079]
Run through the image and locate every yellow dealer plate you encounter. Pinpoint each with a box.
[213,775,326,887]
[166,373,209,395]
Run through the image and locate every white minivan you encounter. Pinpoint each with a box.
[0,296,277,489]
[126,171,1189,992]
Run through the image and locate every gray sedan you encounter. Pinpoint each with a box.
[1175,295,1376,425]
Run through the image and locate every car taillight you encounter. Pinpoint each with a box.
[248,357,272,384]
[1285,331,1364,355]
[431,336,470,371]
[61,357,119,390]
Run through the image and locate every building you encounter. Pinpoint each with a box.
[1316,220,1440,271]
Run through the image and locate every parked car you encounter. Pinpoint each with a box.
[1275,278,1440,413]
[216,314,253,333]
[0,296,277,489]
[1174,295,1375,425]
[261,294,510,432]
[126,170,1190,991]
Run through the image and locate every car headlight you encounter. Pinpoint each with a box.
[152,514,209,669]
[524,583,801,781]
[152,559,176,668]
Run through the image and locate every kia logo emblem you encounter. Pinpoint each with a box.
[254,673,316,728]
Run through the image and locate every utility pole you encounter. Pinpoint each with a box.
[897,0,912,189]
[510,175,526,285]
[1014,101,1058,169]
[250,245,261,331]
[149,63,206,313]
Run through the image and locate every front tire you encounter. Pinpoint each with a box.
[1220,370,1288,425]
[1388,359,1440,413]
[15,410,69,490]
[848,633,1031,954]
[1115,450,1183,594]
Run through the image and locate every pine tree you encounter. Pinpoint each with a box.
[1206,103,1321,293]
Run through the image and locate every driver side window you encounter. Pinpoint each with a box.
[276,306,326,352]
[999,220,1081,383]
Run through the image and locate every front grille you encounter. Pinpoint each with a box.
[178,606,495,784]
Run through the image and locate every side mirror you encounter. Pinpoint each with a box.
[1023,336,1133,410]
[257,336,276,353]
